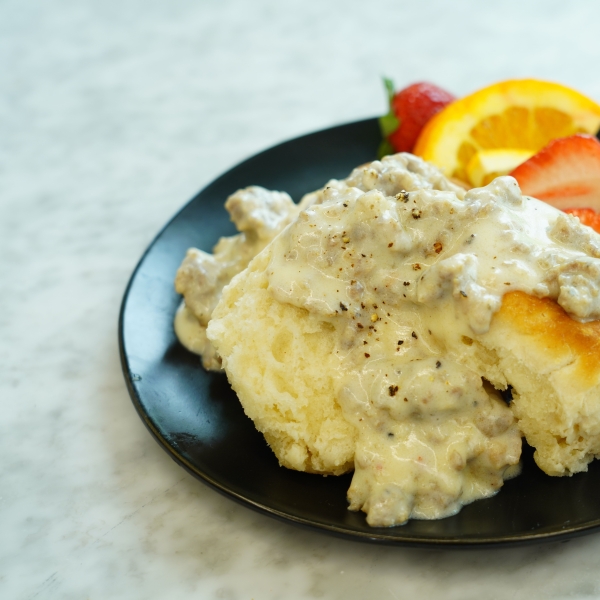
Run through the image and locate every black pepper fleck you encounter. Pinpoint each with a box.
[388,385,399,397]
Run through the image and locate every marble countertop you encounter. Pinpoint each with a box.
[4,1,600,598]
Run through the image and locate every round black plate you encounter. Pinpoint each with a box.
[119,118,600,547]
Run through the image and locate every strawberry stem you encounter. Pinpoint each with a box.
[378,77,400,158]
[383,77,395,105]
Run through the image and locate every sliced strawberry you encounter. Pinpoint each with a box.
[564,207,600,233]
[509,134,600,210]
[378,79,455,157]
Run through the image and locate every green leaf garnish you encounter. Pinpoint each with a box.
[377,139,395,160]
[383,77,395,105]
[379,111,399,138]
[378,77,400,157]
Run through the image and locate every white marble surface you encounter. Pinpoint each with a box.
[4,1,600,598]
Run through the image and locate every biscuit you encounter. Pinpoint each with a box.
[207,248,357,475]
[477,291,600,475]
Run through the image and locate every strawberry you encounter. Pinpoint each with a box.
[563,207,600,233]
[378,79,455,158]
[509,134,600,211]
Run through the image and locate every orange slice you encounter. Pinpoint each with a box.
[413,79,600,186]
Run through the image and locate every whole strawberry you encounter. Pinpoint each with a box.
[379,79,455,157]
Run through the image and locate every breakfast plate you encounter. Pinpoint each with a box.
[119,118,600,547]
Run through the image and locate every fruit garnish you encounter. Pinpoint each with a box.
[378,78,455,158]
[413,79,600,186]
[467,148,534,187]
[509,134,600,210]
[564,207,600,233]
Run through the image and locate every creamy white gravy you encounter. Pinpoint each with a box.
[175,186,301,369]
[261,155,600,526]
[175,154,465,370]
[177,153,600,526]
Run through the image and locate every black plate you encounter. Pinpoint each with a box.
[119,118,600,547]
